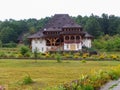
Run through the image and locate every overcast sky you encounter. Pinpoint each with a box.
[0,0,120,20]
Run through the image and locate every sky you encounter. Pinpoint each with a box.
[0,0,120,21]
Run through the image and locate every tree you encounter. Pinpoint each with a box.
[108,15,120,35]
[100,13,109,34]
[0,26,17,43]
[0,40,2,48]
[85,16,103,38]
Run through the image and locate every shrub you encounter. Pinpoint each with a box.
[2,42,17,48]
[22,75,34,85]
[82,84,94,90]
[82,53,89,59]
[110,54,118,60]
[60,65,120,90]
[99,54,105,59]
[73,55,80,59]
[17,53,23,58]
[20,45,30,56]
[9,53,15,58]
[55,53,62,63]
[24,52,31,57]
[45,52,50,58]
[0,52,7,58]
[81,60,86,63]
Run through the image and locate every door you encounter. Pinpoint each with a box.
[70,44,76,50]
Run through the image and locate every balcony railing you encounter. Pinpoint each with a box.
[64,40,81,43]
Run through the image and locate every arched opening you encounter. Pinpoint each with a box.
[65,36,69,40]
[76,36,80,40]
[71,36,75,40]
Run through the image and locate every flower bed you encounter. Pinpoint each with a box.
[49,65,120,90]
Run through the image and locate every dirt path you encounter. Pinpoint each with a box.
[100,79,120,90]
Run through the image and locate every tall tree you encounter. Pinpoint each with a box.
[100,14,109,34]
[0,26,17,43]
[85,16,103,38]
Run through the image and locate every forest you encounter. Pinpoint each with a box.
[0,13,120,51]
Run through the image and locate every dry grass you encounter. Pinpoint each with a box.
[0,59,120,90]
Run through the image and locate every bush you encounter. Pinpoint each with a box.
[2,42,17,48]
[22,75,34,85]
[17,53,23,58]
[99,54,105,59]
[55,53,62,63]
[20,45,30,56]
[82,53,89,59]
[24,52,31,57]
[110,55,118,60]
[0,52,7,58]
[81,60,86,63]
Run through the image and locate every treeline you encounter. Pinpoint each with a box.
[0,17,50,44]
[0,13,120,44]
[74,13,120,38]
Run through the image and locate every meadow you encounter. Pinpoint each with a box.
[0,60,120,90]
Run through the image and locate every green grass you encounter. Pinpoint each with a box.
[0,59,120,90]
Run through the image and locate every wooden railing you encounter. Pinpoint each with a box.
[47,45,64,52]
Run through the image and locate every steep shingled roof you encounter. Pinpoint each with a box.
[28,14,83,39]
[44,14,81,30]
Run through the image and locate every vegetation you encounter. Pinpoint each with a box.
[1,47,120,61]
[1,13,120,90]
[20,45,30,56]
[55,53,62,63]
[0,17,50,44]
[0,60,119,89]
[60,65,120,90]
[93,34,120,51]
[1,13,120,45]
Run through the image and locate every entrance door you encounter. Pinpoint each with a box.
[70,44,76,50]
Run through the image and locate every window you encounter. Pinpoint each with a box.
[42,47,44,51]
[67,44,69,49]
[40,39,42,43]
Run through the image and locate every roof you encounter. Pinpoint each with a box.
[84,32,93,38]
[18,31,28,41]
[28,30,44,39]
[44,14,82,31]
[28,14,84,39]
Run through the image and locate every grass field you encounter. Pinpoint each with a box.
[0,59,120,90]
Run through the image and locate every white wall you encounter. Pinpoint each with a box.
[31,38,46,53]
[82,38,91,48]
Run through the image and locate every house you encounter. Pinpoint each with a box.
[28,14,93,53]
